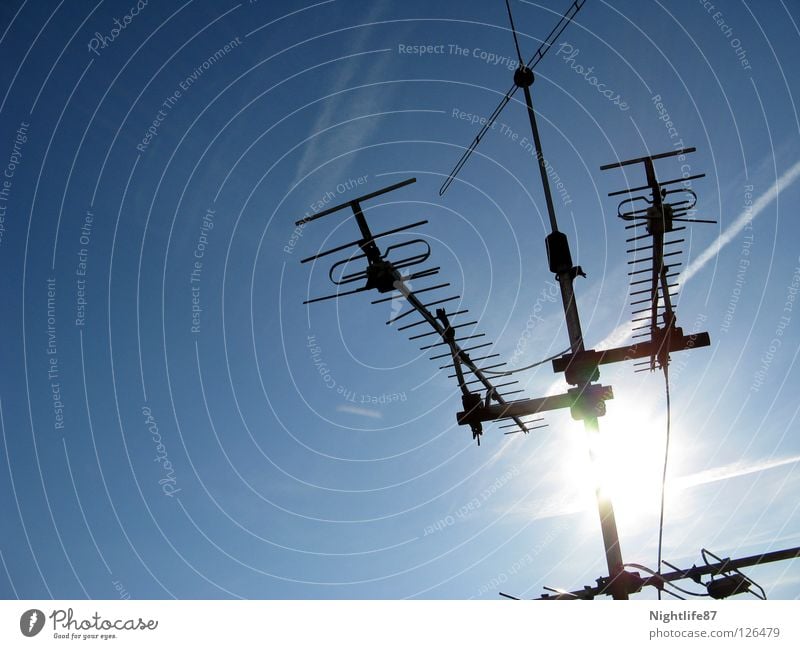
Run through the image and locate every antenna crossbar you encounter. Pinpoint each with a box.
[295,177,416,225]
[532,546,800,600]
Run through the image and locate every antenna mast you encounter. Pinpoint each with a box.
[294,0,798,601]
[443,0,634,598]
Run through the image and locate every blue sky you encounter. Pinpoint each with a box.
[0,0,798,600]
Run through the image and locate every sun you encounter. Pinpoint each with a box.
[558,390,689,537]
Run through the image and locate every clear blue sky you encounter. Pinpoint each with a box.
[0,0,798,600]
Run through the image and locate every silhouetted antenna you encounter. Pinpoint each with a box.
[440,0,586,196]
[291,0,798,603]
[600,147,715,371]
[532,547,799,600]
[436,0,780,603]
[697,548,766,600]
[295,177,543,444]
[441,0,635,598]
[447,0,795,602]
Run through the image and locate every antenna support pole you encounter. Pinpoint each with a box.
[515,67,627,598]
[518,71,559,236]
[518,72,586,355]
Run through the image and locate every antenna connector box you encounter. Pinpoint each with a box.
[545,231,573,275]
[567,384,613,421]
[646,203,674,235]
[365,260,399,293]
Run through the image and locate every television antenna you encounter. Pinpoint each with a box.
[440,0,643,598]
[437,0,719,599]
[295,177,551,445]
[293,0,799,600]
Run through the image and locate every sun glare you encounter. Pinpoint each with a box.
[557,392,689,538]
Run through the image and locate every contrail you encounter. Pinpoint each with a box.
[336,404,383,419]
[483,160,800,466]
[501,163,800,514]
[678,158,800,285]
[596,159,800,350]
[675,454,800,491]
[513,454,800,521]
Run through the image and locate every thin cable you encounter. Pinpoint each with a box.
[657,360,671,600]
[481,346,572,376]
[664,583,705,598]
[505,0,524,66]
[624,563,709,598]
[661,587,686,600]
